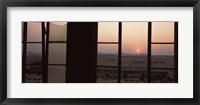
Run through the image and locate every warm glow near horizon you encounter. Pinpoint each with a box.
[122,22,148,54]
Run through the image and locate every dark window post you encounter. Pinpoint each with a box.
[118,22,122,83]
[44,22,50,83]
[42,22,48,83]
[22,22,27,83]
[147,22,152,83]
[66,22,97,83]
[93,23,98,83]
[174,22,178,83]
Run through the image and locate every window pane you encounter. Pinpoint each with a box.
[151,44,174,68]
[25,65,42,83]
[48,43,66,64]
[151,69,174,83]
[49,22,67,41]
[26,44,42,64]
[152,22,174,42]
[48,66,66,83]
[152,44,174,55]
[98,22,118,42]
[97,67,118,83]
[121,22,148,83]
[97,44,118,83]
[27,22,42,42]
[97,44,118,66]
[121,56,147,83]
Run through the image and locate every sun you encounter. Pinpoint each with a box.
[136,49,140,53]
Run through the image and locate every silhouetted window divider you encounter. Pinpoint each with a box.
[44,22,50,83]
[42,22,47,83]
[151,42,174,44]
[49,41,67,43]
[118,22,122,83]
[174,22,178,83]
[151,67,174,70]
[65,23,68,83]
[22,22,27,83]
[98,42,118,44]
[22,42,42,43]
[147,22,152,83]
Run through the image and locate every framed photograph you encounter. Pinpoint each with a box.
[0,0,200,105]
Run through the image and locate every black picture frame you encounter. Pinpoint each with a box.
[0,0,200,105]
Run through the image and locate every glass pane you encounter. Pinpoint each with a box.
[98,22,118,42]
[48,43,66,64]
[97,44,118,83]
[27,22,42,42]
[49,22,67,41]
[97,67,118,83]
[151,69,174,83]
[97,44,118,66]
[152,22,174,42]
[48,66,66,83]
[26,44,42,64]
[152,44,174,68]
[25,65,42,83]
[121,22,148,83]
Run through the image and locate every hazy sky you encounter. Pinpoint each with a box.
[25,22,175,55]
[27,22,42,42]
[122,22,148,54]
[26,22,42,53]
[98,22,174,55]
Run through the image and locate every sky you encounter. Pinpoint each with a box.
[25,22,175,55]
[98,22,174,55]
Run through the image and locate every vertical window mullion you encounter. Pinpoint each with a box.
[42,22,47,83]
[147,22,152,83]
[65,23,68,83]
[174,22,178,83]
[118,22,122,83]
[22,22,27,83]
[45,22,50,83]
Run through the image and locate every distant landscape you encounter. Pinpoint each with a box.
[25,52,42,83]
[97,53,174,83]
[24,52,175,83]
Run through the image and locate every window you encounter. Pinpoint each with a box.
[22,21,178,83]
[47,22,67,83]
[22,22,68,83]
[22,22,45,83]
[97,22,178,83]
[149,22,178,83]
[122,22,148,83]
[97,22,120,83]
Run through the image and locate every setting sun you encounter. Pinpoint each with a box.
[136,49,140,53]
